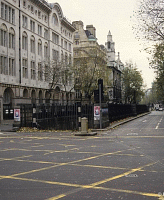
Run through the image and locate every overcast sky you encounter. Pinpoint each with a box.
[49,0,155,88]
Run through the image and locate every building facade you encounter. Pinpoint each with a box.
[72,21,110,101]
[105,30,124,103]
[0,0,75,121]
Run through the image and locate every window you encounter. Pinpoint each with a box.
[61,50,64,61]
[0,56,7,74]
[61,39,63,48]
[30,20,35,32]
[75,90,81,99]
[31,5,34,13]
[22,31,27,50]
[9,58,15,76]
[38,63,42,81]
[38,39,42,56]
[44,15,47,22]
[1,3,4,18]
[0,24,7,47]
[52,13,58,26]
[1,3,15,24]
[52,49,59,61]
[44,28,48,39]
[69,54,72,65]
[38,25,42,36]
[30,36,35,53]
[31,61,35,79]
[45,65,49,81]
[69,43,71,52]
[52,32,59,44]
[75,40,79,45]
[22,15,28,28]
[38,10,41,18]
[64,41,67,50]
[65,52,68,65]
[5,4,8,21]
[44,43,48,58]
[23,0,26,7]
[22,58,28,78]
[11,8,15,24]
[9,28,15,49]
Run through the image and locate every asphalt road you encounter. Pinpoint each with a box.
[0,111,163,200]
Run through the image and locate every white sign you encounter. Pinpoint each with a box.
[94,106,100,120]
[14,109,20,121]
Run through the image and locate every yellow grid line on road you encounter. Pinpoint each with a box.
[0,155,33,161]
[46,162,160,200]
[0,156,161,173]
[0,162,160,200]
[0,149,130,179]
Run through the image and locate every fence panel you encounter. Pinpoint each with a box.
[18,103,149,130]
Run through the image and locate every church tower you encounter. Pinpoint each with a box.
[105,30,115,65]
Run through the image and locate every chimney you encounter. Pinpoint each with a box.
[86,25,96,37]
[72,21,84,30]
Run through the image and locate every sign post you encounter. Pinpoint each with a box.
[99,83,102,129]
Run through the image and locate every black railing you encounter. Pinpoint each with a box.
[17,103,149,130]
[18,103,94,130]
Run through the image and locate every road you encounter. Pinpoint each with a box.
[0,111,163,200]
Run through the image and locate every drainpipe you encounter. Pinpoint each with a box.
[19,0,21,84]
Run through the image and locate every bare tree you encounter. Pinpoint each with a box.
[73,46,111,100]
[133,0,164,41]
[43,56,74,102]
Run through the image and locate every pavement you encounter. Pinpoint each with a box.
[0,120,14,132]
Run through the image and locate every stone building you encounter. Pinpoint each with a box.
[0,0,75,121]
[106,30,124,103]
[72,21,110,101]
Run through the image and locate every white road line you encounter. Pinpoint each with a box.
[155,117,163,129]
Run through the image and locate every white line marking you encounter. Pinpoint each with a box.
[155,117,163,129]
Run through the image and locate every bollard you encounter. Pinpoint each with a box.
[81,117,88,134]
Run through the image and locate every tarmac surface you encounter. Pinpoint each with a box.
[0,111,163,200]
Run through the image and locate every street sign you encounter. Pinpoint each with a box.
[14,109,20,121]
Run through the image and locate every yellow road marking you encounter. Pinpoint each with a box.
[0,149,129,179]
[90,162,157,187]
[0,161,160,200]
[0,157,161,173]
[0,155,32,161]
[46,162,159,200]
[48,194,67,200]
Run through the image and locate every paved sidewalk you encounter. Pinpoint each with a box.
[0,120,14,132]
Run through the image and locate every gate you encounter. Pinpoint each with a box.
[3,104,14,120]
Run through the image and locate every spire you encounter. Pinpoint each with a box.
[108,30,111,36]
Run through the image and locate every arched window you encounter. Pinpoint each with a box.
[0,24,7,47]
[31,90,36,104]
[23,89,28,98]
[39,90,43,104]
[38,39,42,56]
[30,35,35,53]
[45,91,50,104]
[52,13,58,26]
[22,31,28,50]
[9,28,15,49]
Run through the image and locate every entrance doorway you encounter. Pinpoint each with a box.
[3,88,14,120]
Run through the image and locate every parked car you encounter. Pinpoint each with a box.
[159,107,163,111]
